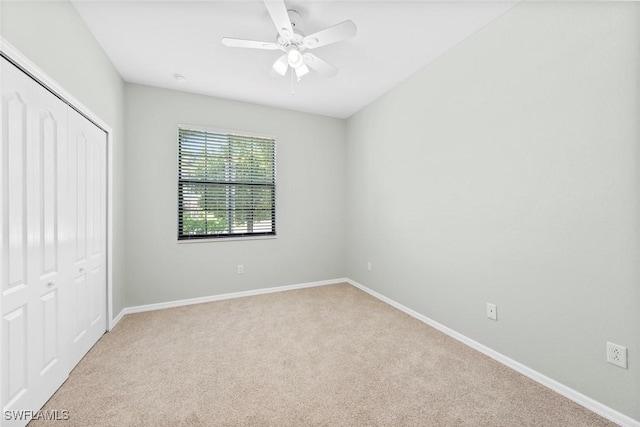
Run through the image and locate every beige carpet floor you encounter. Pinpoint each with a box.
[31,283,614,426]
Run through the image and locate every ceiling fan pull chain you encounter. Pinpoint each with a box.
[290,68,295,95]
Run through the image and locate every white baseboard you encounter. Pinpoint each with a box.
[347,279,639,427]
[110,278,348,329]
[110,309,127,330]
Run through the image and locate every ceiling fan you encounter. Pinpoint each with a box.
[222,0,357,81]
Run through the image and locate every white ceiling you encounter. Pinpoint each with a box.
[72,1,517,119]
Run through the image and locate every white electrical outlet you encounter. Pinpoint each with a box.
[606,342,627,369]
[486,303,497,321]
[367,262,372,272]
[237,265,244,274]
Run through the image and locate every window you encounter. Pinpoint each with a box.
[178,126,276,240]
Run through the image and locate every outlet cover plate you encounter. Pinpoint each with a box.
[486,303,497,321]
[606,342,627,369]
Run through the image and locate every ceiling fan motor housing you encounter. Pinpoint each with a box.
[287,9,301,27]
[277,10,305,48]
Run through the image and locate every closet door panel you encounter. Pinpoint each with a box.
[41,114,58,275]
[4,90,27,296]
[2,76,29,417]
[1,58,69,426]
[67,108,107,369]
[67,131,88,345]
[2,308,27,412]
[89,134,105,328]
[31,101,68,390]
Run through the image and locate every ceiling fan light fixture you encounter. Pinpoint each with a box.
[295,63,310,80]
[287,48,304,68]
[273,55,289,76]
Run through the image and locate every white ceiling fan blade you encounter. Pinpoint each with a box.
[295,64,310,80]
[303,20,357,49]
[222,38,280,50]
[272,54,289,76]
[263,0,294,42]
[303,53,338,78]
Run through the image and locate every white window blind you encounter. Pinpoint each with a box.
[178,127,276,239]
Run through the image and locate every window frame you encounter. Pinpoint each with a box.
[177,124,277,241]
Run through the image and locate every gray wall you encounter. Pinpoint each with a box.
[124,84,346,306]
[345,2,640,420]
[1,1,128,315]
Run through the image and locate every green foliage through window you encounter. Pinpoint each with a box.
[178,127,276,239]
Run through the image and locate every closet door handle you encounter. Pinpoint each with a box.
[47,281,55,288]
[79,267,85,273]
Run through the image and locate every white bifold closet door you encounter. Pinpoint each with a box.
[66,102,107,369]
[1,57,107,426]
